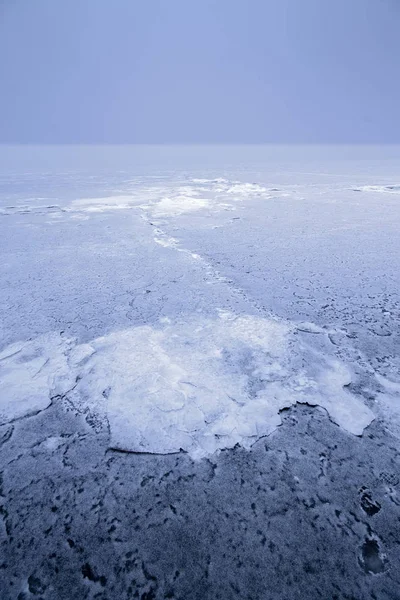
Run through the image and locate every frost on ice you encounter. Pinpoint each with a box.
[64,178,279,219]
[0,313,376,458]
[0,333,73,424]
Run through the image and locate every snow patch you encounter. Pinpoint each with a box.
[224,182,271,197]
[154,235,179,249]
[147,195,210,217]
[33,177,284,221]
[0,314,376,458]
[0,333,74,424]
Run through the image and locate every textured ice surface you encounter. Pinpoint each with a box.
[82,314,374,458]
[1,146,400,458]
[0,312,375,458]
[353,184,400,193]
[2,146,400,598]
[60,179,278,220]
[0,333,72,424]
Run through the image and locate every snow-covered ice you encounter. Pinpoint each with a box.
[0,333,72,424]
[0,311,375,458]
[2,145,400,599]
[1,145,400,458]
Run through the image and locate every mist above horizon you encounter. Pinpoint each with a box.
[0,0,399,144]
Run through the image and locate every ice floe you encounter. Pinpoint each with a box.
[0,312,376,458]
[0,333,74,424]
[0,177,286,221]
[144,195,210,217]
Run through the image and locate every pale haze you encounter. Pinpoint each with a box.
[0,0,400,143]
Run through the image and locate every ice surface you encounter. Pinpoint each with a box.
[2,146,400,599]
[353,185,400,193]
[54,179,280,221]
[0,333,73,424]
[0,312,375,458]
[70,195,140,213]
[1,145,400,458]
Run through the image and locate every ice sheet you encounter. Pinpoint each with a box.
[0,313,375,458]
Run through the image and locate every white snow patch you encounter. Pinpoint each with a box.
[69,314,375,458]
[147,195,210,217]
[0,314,376,458]
[0,333,74,424]
[154,235,179,249]
[224,182,271,197]
[50,177,285,222]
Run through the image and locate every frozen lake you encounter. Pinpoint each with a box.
[1,145,400,598]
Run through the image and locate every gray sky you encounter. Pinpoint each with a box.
[0,0,399,143]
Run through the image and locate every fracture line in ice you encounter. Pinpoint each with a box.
[353,185,400,194]
[374,373,400,440]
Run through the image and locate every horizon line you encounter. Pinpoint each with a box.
[2,142,400,147]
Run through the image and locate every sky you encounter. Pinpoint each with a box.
[0,0,399,144]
